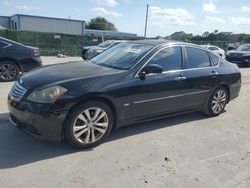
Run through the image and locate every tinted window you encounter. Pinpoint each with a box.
[186,47,210,68]
[209,53,219,66]
[208,46,219,51]
[148,47,182,71]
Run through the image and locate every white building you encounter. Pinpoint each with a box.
[0,14,137,38]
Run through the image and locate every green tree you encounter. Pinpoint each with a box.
[170,31,193,42]
[86,17,117,31]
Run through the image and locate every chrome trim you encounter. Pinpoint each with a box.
[133,90,210,104]
[135,44,221,78]
[8,116,18,127]
[10,81,27,102]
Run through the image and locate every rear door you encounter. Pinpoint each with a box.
[183,47,220,107]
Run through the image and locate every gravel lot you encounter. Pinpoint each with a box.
[0,56,250,188]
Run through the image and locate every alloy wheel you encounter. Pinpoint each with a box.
[0,64,18,81]
[211,89,227,114]
[73,107,109,144]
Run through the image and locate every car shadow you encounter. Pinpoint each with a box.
[0,111,208,169]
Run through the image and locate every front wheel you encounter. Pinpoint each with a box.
[204,86,228,117]
[64,101,113,149]
[0,61,20,82]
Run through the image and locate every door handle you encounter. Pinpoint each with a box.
[210,71,219,76]
[175,75,186,81]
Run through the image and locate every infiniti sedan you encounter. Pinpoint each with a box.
[8,40,241,149]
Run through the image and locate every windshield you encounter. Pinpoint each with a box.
[237,44,250,51]
[91,43,153,70]
[97,40,114,48]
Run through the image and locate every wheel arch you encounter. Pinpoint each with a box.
[62,95,118,139]
[219,83,230,103]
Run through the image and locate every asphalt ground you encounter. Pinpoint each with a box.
[0,56,249,188]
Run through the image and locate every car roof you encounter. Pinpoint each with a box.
[201,44,220,48]
[130,39,206,49]
[107,40,127,43]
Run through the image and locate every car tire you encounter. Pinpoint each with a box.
[64,100,114,149]
[0,61,20,82]
[204,86,228,117]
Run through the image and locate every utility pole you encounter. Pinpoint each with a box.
[144,4,149,38]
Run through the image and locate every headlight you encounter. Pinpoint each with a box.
[26,86,67,104]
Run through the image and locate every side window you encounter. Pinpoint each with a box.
[0,41,7,48]
[148,47,182,71]
[209,53,219,66]
[186,47,210,68]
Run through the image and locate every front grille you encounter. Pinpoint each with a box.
[10,81,27,102]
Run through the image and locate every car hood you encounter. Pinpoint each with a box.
[20,61,122,90]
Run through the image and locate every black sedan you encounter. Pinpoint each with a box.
[226,44,250,67]
[8,40,241,149]
[0,37,42,82]
[81,40,125,60]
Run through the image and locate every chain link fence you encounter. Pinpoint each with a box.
[0,30,105,56]
[0,29,232,56]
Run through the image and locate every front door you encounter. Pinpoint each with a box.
[130,46,187,118]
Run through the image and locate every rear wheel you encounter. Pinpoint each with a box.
[204,86,228,117]
[64,101,113,149]
[0,61,20,82]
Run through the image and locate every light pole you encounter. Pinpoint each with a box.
[144,4,149,38]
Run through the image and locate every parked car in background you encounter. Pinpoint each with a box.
[8,40,241,149]
[226,44,250,67]
[81,40,126,60]
[201,45,225,58]
[0,37,42,82]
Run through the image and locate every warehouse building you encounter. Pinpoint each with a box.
[0,14,137,38]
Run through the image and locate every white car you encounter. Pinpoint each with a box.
[201,45,225,58]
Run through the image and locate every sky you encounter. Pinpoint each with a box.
[1,0,250,37]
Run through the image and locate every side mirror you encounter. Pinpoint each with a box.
[138,64,163,80]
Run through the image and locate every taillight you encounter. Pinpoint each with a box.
[31,49,40,57]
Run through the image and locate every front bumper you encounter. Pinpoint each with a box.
[8,96,68,142]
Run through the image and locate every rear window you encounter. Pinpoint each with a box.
[209,53,220,66]
[186,47,210,68]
